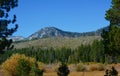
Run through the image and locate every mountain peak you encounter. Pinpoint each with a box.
[28,26,102,40]
[9,26,108,41]
[28,27,62,40]
[40,27,61,32]
[43,27,58,29]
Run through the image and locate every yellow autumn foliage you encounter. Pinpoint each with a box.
[37,62,45,70]
[2,53,35,76]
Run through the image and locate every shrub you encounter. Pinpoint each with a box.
[2,53,35,76]
[57,63,70,76]
[32,61,44,76]
[76,63,87,72]
[89,64,98,71]
[104,66,118,76]
[17,59,31,76]
[37,62,45,70]
[97,63,105,71]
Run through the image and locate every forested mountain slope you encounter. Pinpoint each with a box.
[14,36,101,49]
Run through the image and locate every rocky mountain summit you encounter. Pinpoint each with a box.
[10,26,108,41]
[28,27,98,40]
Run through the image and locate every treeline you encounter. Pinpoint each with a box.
[1,40,120,64]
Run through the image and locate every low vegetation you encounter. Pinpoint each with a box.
[0,40,104,64]
[0,38,119,76]
[57,63,70,76]
[2,54,44,76]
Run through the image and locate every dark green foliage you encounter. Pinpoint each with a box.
[102,0,120,63]
[102,26,120,56]
[0,40,113,64]
[104,66,118,76]
[0,0,18,54]
[90,40,105,63]
[75,44,91,62]
[2,39,120,64]
[0,38,13,54]
[110,67,118,76]
[32,61,43,76]
[57,63,70,76]
[17,59,31,76]
[105,0,120,26]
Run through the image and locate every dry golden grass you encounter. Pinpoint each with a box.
[43,71,105,76]
[42,63,120,76]
[43,71,120,76]
[69,71,105,76]
[43,72,57,76]
[1,62,120,76]
[0,71,119,76]
[0,69,120,76]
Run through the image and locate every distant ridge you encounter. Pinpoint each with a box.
[10,26,109,41]
[7,36,25,42]
[28,27,99,40]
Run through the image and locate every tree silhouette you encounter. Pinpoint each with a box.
[57,63,70,76]
[0,0,18,54]
[104,67,118,76]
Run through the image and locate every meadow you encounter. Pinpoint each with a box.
[1,65,120,76]
[1,58,120,76]
[0,70,105,76]
[43,71,105,76]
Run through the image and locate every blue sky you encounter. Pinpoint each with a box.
[11,0,111,37]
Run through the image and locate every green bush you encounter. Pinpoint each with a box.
[104,66,118,76]
[17,59,31,76]
[32,61,43,76]
[57,63,70,76]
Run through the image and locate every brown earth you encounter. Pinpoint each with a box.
[0,70,4,76]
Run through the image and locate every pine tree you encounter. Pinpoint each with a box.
[104,67,118,76]
[101,0,120,63]
[57,63,70,76]
[105,0,120,26]
[0,0,18,54]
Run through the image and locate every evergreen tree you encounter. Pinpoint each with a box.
[104,67,118,76]
[105,0,120,26]
[101,0,120,63]
[0,0,18,54]
[90,40,104,63]
[57,63,70,76]
[17,59,31,76]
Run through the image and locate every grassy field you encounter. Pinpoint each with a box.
[0,71,115,76]
[1,71,120,76]
[43,71,105,76]
[0,70,106,76]
[43,63,120,76]
[1,64,120,76]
